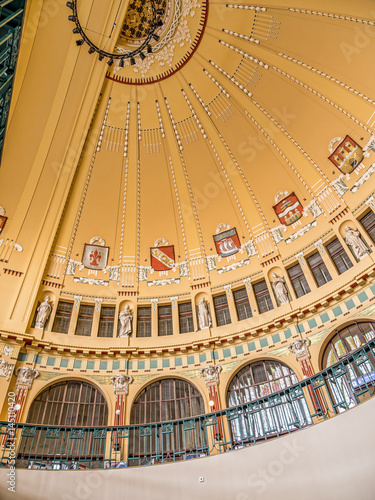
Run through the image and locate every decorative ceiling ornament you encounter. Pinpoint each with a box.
[328,135,364,174]
[111,0,208,83]
[213,227,240,257]
[215,223,231,234]
[328,137,344,154]
[0,205,5,216]
[82,243,109,270]
[66,0,164,66]
[154,238,169,247]
[90,236,106,246]
[274,191,289,204]
[273,192,303,227]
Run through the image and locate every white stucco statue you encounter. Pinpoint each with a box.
[344,226,370,260]
[0,358,9,377]
[118,305,132,337]
[271,272,289,304]
[198,298,212,329]
[35,296,52,329]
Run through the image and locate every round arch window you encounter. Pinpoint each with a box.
[322,321,375,368]
[321,321,375,411]
[226,360,310,445]
[227,359,299,407]
[129,378,206,465]
[27,380,108,426]
[19,381,108,468]
[130,378,204,423]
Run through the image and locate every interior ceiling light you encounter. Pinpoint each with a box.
[67,0,163,66]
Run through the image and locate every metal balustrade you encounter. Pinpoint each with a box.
[1,338,375,470]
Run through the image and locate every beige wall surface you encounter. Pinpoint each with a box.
[1,397,374,500]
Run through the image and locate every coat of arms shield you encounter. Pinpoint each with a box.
[213,228,240,257]
[0,216,7,234]
[273,193,303,226]
[82,244,109,270]
[328,135,363,174]
[150,245,175,271]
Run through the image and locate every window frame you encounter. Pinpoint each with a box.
[136,306,152,338]
[158,304,173,336]
[75,303,95,337]
[52,301,73,334]
[213,293,232,326]
[178,301,194,334]
[233,287,252,321]
[253,280,274,314]
[325,238,353,275]
[306,252,332,287]
[287,262,311,298]
[98,305,115,338]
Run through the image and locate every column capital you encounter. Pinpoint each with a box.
[111,374,133,395]
[15,367,39,389]
[288,338,311,361]
[200,365,222,386]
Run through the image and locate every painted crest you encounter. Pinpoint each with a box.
[151,245,175,271]
[328,135,363,174]
[273,192,303,226]
[0,215,7,234]
[82,244,109,270]
[213,228,240,257]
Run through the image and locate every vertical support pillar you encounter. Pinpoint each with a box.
[110,374,133,456]
[288,339,325,415]
[200,365,223,440]
[170,296,179,334]
[14,367,39,423]
[150,299,159,337]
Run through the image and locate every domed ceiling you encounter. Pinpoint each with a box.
[1,0,375,339]
[47,1,375,287]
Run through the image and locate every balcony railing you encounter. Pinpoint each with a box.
[1,338,375,470]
